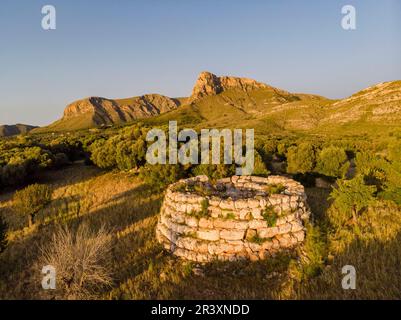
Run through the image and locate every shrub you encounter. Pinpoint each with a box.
[252,151,270,177]
[262,206,278,227]
[90,139,116,169]
[139,164,185,190]
[330,176,376,224]
[192,164,236,182]
[39,224,113,299]
[89,125,147,171]
[316,146,349,178]
[200,199,209,217]
[13,184,52,227]
[286,143,316,174]
[296,223,327,279]
[265,183,285,195]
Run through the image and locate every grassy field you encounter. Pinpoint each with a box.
[1,162,400,300]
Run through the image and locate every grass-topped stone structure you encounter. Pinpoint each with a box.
[156,175,311,262]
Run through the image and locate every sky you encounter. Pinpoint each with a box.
[0,0,400,126]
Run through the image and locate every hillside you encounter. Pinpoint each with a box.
[35,94,183,132]
[147,76,401,135]
[31,72,401,135]
[0,124,38,137]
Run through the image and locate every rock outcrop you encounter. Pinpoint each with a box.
[0,124,38,137]
[63,94,180,126]
[156,175,310,262]
[189,71,271,102]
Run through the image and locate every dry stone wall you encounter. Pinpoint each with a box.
[156,175,311,262]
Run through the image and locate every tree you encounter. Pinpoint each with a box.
[286,142,316,174]
[252,151,270,177]
[90,139,117,169]
[316,146,349,178]
[330,176,376,224]
[13,184,52,227]
[39,224,113,299]
[139,163,185,190]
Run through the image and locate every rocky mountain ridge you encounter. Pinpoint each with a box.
[0,124,38,137]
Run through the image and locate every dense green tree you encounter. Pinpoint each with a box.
[286,142,316,174]
[90,139,117,169]
[252,151,270,177]
[316,146,349,178]
[139,164,185,190]
[13,184,53,227]
[330,176,376,224]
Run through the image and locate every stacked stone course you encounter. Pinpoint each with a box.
[156,175,311,262]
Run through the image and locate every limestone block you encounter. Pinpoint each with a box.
[209,206,222,218]
[259,198,268,208]
[197,229,220,241]
[249,220,268,229]
[170,211,186,224]
[199,218,214,229]
[234,199,249,209]
[185,216,198,228]
[248,242,262,252]
[187,203,201,214]
[247,199,260,208]
[251,208,263,219]
[239,209,251,220]
[293,230,305,242]
[290,220,304,233]
[220,229,245,241]
[220,199,235,210]
[278,223,292,234]
[209,197,221,207]
[258,227,278,239]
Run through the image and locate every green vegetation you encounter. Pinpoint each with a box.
[248,233,267,245]
[13,184,53,227]
[330,176,376,224]
[265,183,286,195]
[316,146,349,178]
[188,199,210,219]
[287,142,316,174]
[200,199,209,217]
[262,206,278,227]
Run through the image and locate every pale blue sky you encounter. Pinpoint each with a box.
[0,0,400,126]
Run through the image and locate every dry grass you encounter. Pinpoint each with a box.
[39,224,113,300]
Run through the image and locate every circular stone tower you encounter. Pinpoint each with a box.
[156,175,311,262]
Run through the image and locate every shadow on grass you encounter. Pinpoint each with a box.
[299,230,401,299]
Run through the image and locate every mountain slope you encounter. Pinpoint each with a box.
[147,72,333,132]
[0,124,38,137]
[32,72,401,134]
[326,81,401,124]
[37,94,182,132]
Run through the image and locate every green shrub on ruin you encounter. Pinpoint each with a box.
[262,206,278,227]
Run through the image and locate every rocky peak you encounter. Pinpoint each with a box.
[189,71,269,102]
